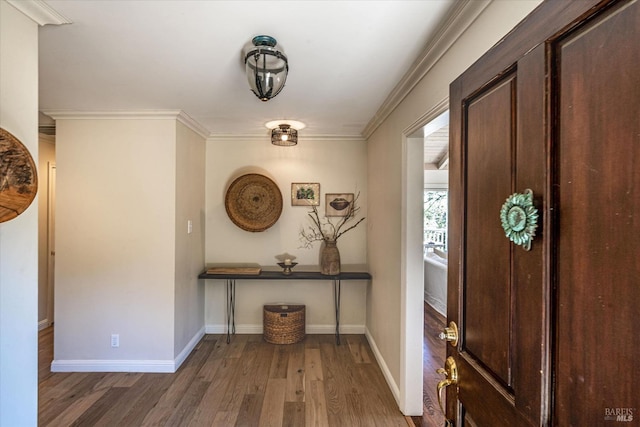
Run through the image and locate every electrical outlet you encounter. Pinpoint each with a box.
[111,334,119,348]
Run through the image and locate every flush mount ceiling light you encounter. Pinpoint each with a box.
[266,120,305,146]
[244,35,288,101]
[271,124,298,146]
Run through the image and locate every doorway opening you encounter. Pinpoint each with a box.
[422,108,448,317]
[38,129,56,382]
[404,107,449,426]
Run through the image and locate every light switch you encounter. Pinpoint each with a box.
[187,220,193,234]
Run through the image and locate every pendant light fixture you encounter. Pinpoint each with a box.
[244,35,288,101]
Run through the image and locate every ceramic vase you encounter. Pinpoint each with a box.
[320,238,340,275]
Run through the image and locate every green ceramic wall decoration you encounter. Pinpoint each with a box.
[500,189,538,251]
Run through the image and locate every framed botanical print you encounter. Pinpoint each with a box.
[291,183,320,206]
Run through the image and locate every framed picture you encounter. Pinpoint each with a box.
[291,183,320,206]
[325,193,354,217]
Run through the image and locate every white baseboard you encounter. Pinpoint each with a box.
[364,327,401,406]
[51,327,206,373]
[51,359,176,373]
[174,326,205,371]
[424,295,446,317]
[204,323,365,335]
[49,324,371,373]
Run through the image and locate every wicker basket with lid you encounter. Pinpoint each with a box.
[263,304,305,344]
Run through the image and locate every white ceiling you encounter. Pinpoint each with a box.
[38,0,457,139]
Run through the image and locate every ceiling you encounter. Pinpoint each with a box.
[37,0,457,141]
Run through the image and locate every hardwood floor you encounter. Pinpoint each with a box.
[39,330,414,426]
[410,303,446,427]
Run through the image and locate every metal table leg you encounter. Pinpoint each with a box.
[333,279,341,345]
[226,279,236,343]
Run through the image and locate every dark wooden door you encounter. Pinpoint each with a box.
[553,1,640,424]
[447,0,639,425]
[448,48,549,427]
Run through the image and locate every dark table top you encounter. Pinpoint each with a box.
[198,269,371,281]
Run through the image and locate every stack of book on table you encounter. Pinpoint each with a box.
[205,264,262,275]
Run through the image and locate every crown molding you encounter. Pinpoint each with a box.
[304,134,366,142]
[362,0,492,139]
[39,111,365,142]
[7,0,72,26]
[42,110,211,140]
[42,110,184,120]
[175,112,210,140]
[206,134,366,143]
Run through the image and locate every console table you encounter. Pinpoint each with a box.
[198,269,372,345]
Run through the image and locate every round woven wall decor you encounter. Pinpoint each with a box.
[0,128,38,223]
[225,173,283,232]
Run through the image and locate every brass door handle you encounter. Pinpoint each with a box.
[438,321,459,347]
[436,356,458,427]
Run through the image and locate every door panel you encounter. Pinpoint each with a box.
[464,75,514,388]
[554,1,640,424]
[454,61,544,427]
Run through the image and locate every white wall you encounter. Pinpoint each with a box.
[366,0,542,414]
[204,137,368,332]
[53,117,181,370]
[0,1,39,424]
[174,121,206,358]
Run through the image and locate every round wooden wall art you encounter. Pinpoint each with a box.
[0,128,38,223]
[225,173,282,232]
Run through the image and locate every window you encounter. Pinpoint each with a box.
[424,189,447,252]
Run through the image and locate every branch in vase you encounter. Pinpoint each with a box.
[299,191,365,248]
